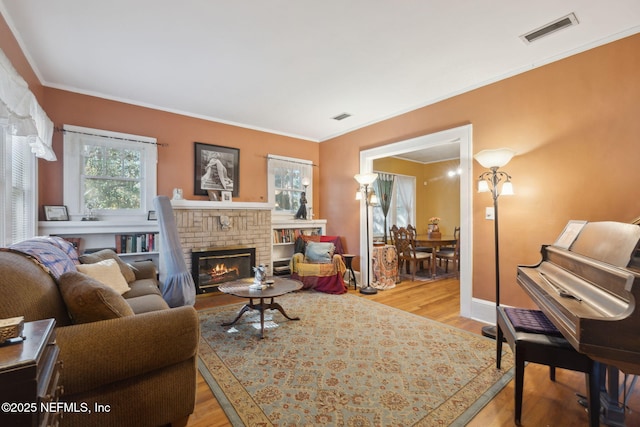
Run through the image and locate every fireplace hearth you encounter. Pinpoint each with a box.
[191,247,256,293]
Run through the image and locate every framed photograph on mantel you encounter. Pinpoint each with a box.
[194,142,239,197]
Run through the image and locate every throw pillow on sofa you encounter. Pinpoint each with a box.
[76,259,131,295]
[304,242,335,263]
[58,271,135,324]
[79,249,136,283]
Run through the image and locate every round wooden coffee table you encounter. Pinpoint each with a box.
[217,277,303,338]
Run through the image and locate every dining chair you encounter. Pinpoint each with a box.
[393,226,431,281]
[407,224,432,254]
[435,235,460,277]
[389,225,398,247]
[436,226,459,266]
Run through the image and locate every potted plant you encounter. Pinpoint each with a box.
[428,217,441,238]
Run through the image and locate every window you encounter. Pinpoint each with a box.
[373,174,415,238]
[0,47,55,245]
[0,132,37,245]
[63,125,157,219]
[267,155,313,218]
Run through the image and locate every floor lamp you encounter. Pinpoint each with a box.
[474,148,515,339]
[355,172,379,295]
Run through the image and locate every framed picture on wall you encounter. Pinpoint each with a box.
[194,143,239,197]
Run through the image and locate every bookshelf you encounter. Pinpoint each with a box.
[271,219,326,275]
[38,220,160,266]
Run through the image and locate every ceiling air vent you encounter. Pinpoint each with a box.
[520,13,578,44]
[332,113,351,121]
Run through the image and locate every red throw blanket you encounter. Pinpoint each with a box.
[289,253,347,294]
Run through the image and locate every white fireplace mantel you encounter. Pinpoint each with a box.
[170,199,274,210]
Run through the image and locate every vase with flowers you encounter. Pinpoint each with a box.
[428,217,441,238]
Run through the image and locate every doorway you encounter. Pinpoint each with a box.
[358,124,473,317]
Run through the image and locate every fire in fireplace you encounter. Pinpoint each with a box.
[191,246,256,293]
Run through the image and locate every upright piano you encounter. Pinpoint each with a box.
[516,220,640,424]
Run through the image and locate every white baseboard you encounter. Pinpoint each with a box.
[470,298,496,325]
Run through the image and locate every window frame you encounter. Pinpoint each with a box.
[267,154,313,220]
[63,125,157,220]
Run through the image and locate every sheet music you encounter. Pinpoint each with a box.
[554,220,587,249]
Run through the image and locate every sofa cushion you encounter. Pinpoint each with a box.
[76,259,131,295]
[304,242,335,263]
[122,279,162,299]
[58,271,135,324]
[125,294,170,314]
[79,249,136,283]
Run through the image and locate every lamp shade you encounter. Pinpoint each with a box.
[302,177,311,187]
[474,148,516,168]
[477,180,490,193]
[354,173,378,186]
[501,180,514,195]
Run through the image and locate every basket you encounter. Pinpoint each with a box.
[0,316,24,344]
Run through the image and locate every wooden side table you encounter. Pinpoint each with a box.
[0,319,63,427]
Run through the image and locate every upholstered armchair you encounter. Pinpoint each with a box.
[289,236,347,294]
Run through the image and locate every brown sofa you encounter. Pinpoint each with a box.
[0,239,199,427]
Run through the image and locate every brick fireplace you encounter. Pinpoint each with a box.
[170,200,272,292]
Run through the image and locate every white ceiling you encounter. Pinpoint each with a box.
[394,140,461,164]
[1,1,639,144]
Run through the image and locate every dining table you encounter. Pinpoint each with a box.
[414,234,457,278]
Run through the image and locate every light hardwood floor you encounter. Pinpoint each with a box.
[187,278,639,426]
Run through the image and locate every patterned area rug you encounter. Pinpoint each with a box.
[198,291,514,426]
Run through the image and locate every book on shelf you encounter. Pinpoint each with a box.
[272,227,322,244]
[115,233,159,254]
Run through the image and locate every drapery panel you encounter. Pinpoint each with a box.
[375,173,395,243]
[0,48,55,161]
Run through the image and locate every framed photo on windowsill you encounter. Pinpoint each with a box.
[194,142,239,197]
[44,205,69,221]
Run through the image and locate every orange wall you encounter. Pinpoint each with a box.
[320,33,640,307]
[39,88,319,210]
[0,15,42,102]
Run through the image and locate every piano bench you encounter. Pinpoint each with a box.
[496,306,600,427]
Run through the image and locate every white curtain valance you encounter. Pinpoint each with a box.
[0,48,55,161]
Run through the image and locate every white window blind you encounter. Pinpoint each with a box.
[0,132,37,245]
